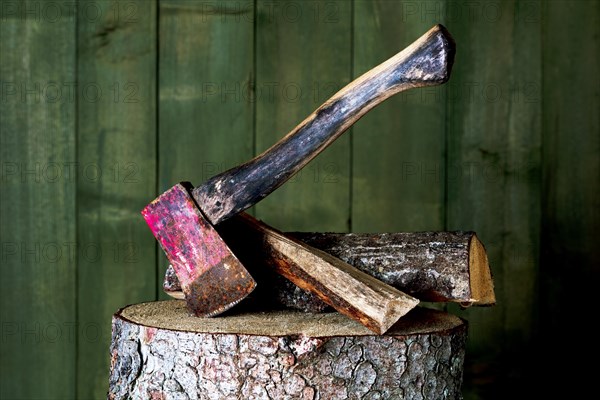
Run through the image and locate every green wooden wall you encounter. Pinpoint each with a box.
[1,1,598,398]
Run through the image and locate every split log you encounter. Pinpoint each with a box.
[108,300,467,400]
[228,213,419,334]
[164,225,495,312]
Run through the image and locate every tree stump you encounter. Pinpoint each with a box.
[108,300,466,399]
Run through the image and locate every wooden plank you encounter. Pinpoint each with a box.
[158,0,254,297]
[0,3,76,398]
[254,0,351,231]
[76,1,157,397]
[541,0,599,388]
[352,0,447,232]
[444,0,542,395]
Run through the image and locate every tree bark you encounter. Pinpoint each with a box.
[289,232,495,307]
[108,300,467,400]
[164,229,495,313]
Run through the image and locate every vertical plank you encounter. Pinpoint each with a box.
[158,0,255,296]
[352,0,447,232]
[445,0,541,397]
[0,1,76,398]
[541,0,599,390]
[254,0,351,231]
[76,1,157,397]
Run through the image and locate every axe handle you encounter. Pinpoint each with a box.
[194,24,455,225]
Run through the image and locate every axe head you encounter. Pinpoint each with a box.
[141,182,256,317]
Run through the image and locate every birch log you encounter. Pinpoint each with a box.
[164,227,495,312]
[108,300,466,400]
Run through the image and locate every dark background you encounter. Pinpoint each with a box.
[1,0,598,399]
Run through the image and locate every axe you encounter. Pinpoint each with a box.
[142,24,455,317]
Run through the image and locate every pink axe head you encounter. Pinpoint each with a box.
[142,183,256,317]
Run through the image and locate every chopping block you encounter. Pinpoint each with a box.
[109,301,467,399]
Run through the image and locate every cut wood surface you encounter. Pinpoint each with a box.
[165,224,495,312]
[108,300,467,399]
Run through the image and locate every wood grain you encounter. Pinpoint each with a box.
[76,1,157,397]
[158,0,255,299]
[445,0,542,396]
[0,5,76,398]
[542,0,600,326]
[541,0,600,393]
[352,0,448,232]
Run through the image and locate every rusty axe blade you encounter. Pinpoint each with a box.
[142,24,455,317]
[142,183,254,316]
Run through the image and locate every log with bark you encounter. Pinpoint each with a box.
[164,226,495,313]
[108,300,467,399]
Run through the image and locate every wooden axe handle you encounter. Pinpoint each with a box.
[193,24,455,225]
